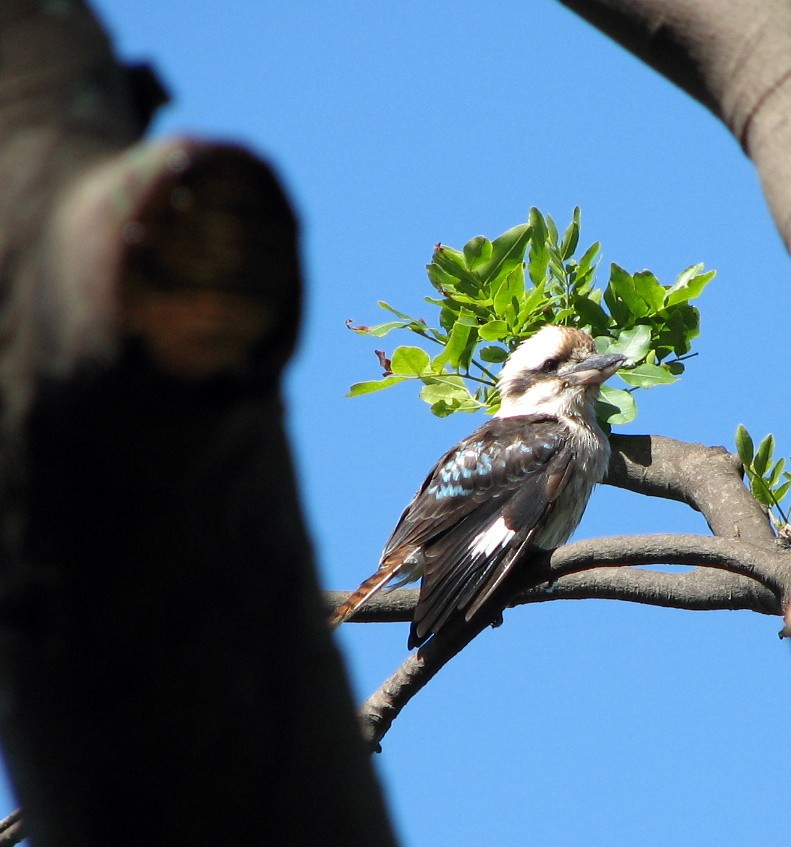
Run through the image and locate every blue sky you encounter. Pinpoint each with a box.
[7,3,791,845]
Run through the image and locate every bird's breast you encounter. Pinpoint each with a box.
[534,421,609,549]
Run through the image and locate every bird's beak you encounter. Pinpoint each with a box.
[562,352,626,386]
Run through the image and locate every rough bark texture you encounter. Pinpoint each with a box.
[0,3,397,845]
[557,0,791,250]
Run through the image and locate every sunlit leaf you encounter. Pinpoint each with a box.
[478,319,508,341]
[527,209,550,286]
[754,433,775,477]
[618,363,678,389]
[420,376,475,407]
[664,264,715,306]
[735,424,754,465]
[769,457,786,487]
[432,315,474,369]
[479,345,509,363]
[474,223,532,285]
[463,235,493,271]
[774,480,791,504]
[608,264,650,318]
[597,385,637,425]
[632,271,665,313]
[749,475,775,507]
[390,345,431,376]
[560,207,581,260]
[346,376,408,396]
[608,325,652,363]
[350,320,410,338]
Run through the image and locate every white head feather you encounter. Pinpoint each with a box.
[496,325,600,421]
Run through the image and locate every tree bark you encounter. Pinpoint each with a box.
[556,0,791,251]
[0,3,397,845]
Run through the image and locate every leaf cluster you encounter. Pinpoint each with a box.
[735,424,791,539]
[348,208,714,426]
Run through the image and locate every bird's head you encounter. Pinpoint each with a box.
[496,325,625,421]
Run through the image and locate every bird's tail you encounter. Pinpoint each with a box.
[328,565,401,629]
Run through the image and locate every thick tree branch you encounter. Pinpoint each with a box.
[607,435,776,546]
[327,563,780,625]
[556,0,791,250]
[0,810,23,847]
[516,565,781,614]
[352,533,789,750]
[0,3,398,845]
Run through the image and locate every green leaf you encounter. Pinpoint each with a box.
[774,480,791,504]
[473,223,532,286]
[559,207,581,260]
[390,345,431,376]
[352,320,411,338]
[749,475,775,507]
[608,325,652,363]
[753,433,775,477]
[463,235,493,271]
[631,271,666,313]
[572,295,610,336]
[377,300,417,321]
[527,209,550,287]
[346,376,407,396]
[607,264,650,318]
[577,241,600,273]
[431,313,475,370]
[431,248,484,296]
[769,457,786,487]
[617,363,679,389]
[427,397,483,417]
[545,213,559,246]
[597,385,637,425]
[735,424,754,465]
[516,277,550,327]
[656,304,699,359]
[419,375,473,404]
[479,345,509,363]
[478,319,508,341]
[664,264,715,307]
[492,266,526,321]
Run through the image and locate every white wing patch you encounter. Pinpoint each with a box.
[469,516,515,559]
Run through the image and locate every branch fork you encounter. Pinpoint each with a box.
[330,435,791,751]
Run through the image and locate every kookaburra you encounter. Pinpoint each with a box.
[329,325,625,649]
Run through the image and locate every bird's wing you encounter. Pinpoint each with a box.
[386,415,576,649]
[382,415,560,559]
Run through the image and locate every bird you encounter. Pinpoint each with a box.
[329,324,626,649]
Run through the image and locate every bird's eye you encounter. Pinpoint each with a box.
[541,357,560,373]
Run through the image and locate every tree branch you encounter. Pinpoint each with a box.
[555,0,791,250]
[607,435,776,546]
[327,562,780,625]
[329,433,788,749]
[352,532,789,750]
[0,810,23,847]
